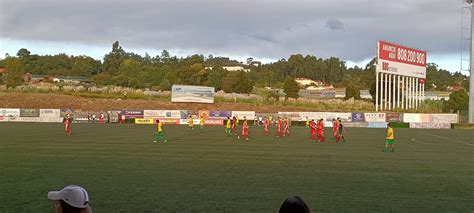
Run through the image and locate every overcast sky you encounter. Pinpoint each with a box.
[0,0,470,72]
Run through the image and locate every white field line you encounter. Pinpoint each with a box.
[421,132,474,147]
[410,138,434,145]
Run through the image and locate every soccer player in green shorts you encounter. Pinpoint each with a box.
[154,120,168,144]
[225,117,232,136]
[199,116,205,132]
[383,123,394,152]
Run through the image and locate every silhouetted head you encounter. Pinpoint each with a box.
[279,196,310,213]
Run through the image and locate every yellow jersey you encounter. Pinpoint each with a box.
[200,118,205,125]
[188,118,194,126]
[236,118,239,125]
[157,122,163,132]
[226,119,231,128]
[306,119,310,125]
[386,127,394,139]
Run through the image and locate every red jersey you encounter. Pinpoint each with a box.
[264,119,269,130]
[317,122,324,131]
[310,121,316,131]
[333,121,339,131]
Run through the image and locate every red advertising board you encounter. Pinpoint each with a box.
[377,41,427,78]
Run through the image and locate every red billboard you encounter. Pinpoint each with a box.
[377,41,427,78]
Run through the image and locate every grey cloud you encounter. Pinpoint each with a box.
[325,18,345,31]
[0,0,465,62]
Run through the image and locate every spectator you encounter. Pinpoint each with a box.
[48,185,92,213]
[279,196,310,213]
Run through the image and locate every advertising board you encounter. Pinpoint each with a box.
[278,112,302,121]
[171,85,215,104]
[209,111,232,118]
[231,111,255,120]
[40,109,61,118]
[323,121,333,128]
[0,108,20,117]
[409,123,451,129]
[299,112,324,121]
[199,110,210,119]
[430,114,458,124]
[377,40,427,78]
[351,113,365,122]
[20,109,40,117]
[144,110,183,119]
[135,118,155,124]
[107,111,121,123]
[368,122,388,128]
[325,112,352,122]
[403,113,422,123]
[122,110,144,118]
[364,113,386,122]
[386,113,403,122]
[344,122,369,128]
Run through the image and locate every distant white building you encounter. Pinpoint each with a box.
[205,66,250,72]
[423,91,450,101]
[360,90,372,99]
[222,66,251,72]
[294,78,324,87]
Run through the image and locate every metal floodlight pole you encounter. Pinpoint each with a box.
[392,75,400,109]
[397,75,401,109]
[387,74,392,110]
[376,72,379,112]
[470,0,474,123]
[402,76,405,109]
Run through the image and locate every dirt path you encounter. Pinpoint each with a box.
[0,92,313,112]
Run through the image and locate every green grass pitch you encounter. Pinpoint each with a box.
[0,123,473,212]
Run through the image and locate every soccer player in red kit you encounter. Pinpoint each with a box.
[63,113,72,136]
[238,116,250,141]
[263,117,270,136]
[276,117,283,137]
[283,117,290,136]
[309,119,317,141]
[332,118,339,141]
[99,113,105,124]
[316,119,325,142]
[231,116,238,135]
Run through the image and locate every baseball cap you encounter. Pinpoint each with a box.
[47,185,91,210]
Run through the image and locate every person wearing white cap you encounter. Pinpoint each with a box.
[47,185,92,213]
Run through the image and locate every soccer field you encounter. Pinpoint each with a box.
[0,123,473,212]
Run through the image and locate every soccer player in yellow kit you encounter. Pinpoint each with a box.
[153,120,168,144]
[188,115,194,130]
[199,116,205,132]
[225,117,232,136]
[384,123,395,152]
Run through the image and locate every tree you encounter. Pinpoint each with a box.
[369,81,377,104]
[102,41,126,73]
[283,78,300,100]
[344,84,361,100]
[159,79,171,91]
[72,56,101,76]
[207,68,227,90]
[287,54,304,75]
[444,89,468,112]
[16,48,31,59]
[3,57,25,88]
[221,72,254,94]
